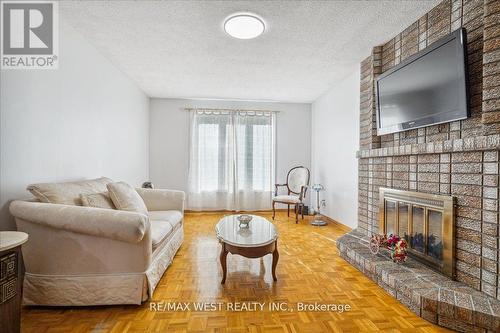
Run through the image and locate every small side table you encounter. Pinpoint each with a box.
[0,231,28,333]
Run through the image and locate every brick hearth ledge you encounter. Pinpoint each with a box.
[337,230,500,332]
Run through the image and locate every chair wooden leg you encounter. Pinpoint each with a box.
[295,205,298,223]
[301,204,304,220]
[287,204,290,217]
[272,201,276,220]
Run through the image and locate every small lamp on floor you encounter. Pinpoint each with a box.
[311,184,327,226]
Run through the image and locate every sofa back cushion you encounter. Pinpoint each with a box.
[107,182,148,215]
[80,192,116,209]
[27,177,113,205]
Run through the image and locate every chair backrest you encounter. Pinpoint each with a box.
[287,166,310,195]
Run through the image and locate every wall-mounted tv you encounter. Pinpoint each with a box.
[376,28,469,136]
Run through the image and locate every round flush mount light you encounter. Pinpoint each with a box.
[224,14,265,39]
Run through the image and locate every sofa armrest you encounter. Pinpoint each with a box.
[136,188,185,212]
[9,200,148,243]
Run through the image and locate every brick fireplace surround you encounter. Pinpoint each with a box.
[337,0,500,331]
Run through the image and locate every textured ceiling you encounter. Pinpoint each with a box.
[61,0,440,103]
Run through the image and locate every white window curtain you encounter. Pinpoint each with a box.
[188,109,275,211]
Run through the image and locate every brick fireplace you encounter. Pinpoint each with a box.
[337,0,500,331]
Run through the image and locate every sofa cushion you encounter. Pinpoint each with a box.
[80,192,116,209]
[107,182,148,215]
[150,220,173,250]
[148,211,183,230]
[27,177,113,205]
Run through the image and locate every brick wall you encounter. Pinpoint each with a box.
[483,0,500,131]
[357,0,500,297]
[359,47,382,150]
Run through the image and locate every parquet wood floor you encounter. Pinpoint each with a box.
[21,212,452,333]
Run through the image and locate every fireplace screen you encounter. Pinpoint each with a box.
[379,188,455,278]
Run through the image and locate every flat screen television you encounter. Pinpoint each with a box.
[376,28,469,135]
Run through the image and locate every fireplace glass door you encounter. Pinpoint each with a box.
[398,204,409,242]
[385,200,397,236]
[411,206,425,253]
[427,209,443,261]
[379,188,455,279]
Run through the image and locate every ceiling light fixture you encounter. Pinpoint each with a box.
[224,14,265,39]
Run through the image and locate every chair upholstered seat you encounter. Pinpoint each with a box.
[273,195,300,203]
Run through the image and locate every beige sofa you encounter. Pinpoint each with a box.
[9,178,184,306]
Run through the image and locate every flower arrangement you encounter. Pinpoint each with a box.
[369,233,408,263]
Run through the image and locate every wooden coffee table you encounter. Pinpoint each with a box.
[216,215,279,284]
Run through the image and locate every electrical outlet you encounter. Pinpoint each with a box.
[321,199,326,207]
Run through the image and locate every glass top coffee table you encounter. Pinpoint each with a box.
[215,214,279,284]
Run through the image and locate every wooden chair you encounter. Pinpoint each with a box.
[272,166,310,223]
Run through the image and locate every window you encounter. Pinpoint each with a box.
[188,110,275,211]
[197,123,220,191]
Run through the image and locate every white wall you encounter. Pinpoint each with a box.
[0,20,150,230]
[311,69,360,228]
[149,98,311,203]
